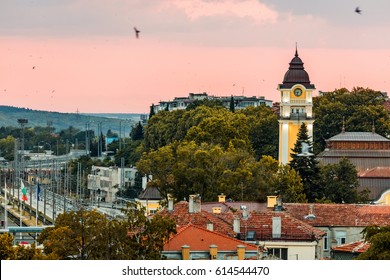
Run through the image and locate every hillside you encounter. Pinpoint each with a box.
[0,106,140,134]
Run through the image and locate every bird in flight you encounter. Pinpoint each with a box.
[355,7,362,14]
[32,66,35,69]
[134,27,140,39]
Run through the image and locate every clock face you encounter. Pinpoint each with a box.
[294,88,302,96]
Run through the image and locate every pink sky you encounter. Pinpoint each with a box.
[1,1,389,113]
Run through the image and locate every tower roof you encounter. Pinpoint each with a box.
[279,48,315,89]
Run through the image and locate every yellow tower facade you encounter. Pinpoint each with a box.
[278,49,315,164]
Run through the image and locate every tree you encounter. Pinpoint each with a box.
[185,111,250,150]
[229,95,235,112]
[313,87,390,153]
[144,110,185,150]
[130,121,144,141]
[149,103,155,119]
[357,226,390,260]
[122,202,176,259]
[136,144,176,200]
[0,233,49,260]
[319,158,360,203]
[106,129,118,138]
[272,165,307,203]
[38,208,111,259]
[185,99,223,110]
[0,135,16,160]
[37,205,177,260]
[241,105,279,159]
[289,123,322,202]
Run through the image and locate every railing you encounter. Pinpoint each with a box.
[279,113,314,120]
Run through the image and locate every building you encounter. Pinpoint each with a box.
[284,203,390,259]
[87,165,141,203]
[159,195,325,260]
[278,48,315,164]
[162,224,259,260]
[134,186,162,215]
[330,240,370,260]
[152,92,273,113]
[317,130,390,201]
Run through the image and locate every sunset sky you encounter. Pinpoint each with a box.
[1,0,389,113]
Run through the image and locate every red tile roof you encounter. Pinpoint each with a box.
[332,240,370,253]
[237,212,325,241]
[159,201,324,241]
[201,201,268,213]
[163,224,258,251]
[359,167,390,178]
[159,201,236,237]
[284,203,390,227]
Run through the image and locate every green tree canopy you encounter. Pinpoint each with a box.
[241,105,279,159]
[319,158,360,203]
[313,87,390,153]
[37,205,177,260]
[357,226,390,260]
[130,121,144,141]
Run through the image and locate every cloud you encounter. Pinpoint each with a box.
[165,0,278,24]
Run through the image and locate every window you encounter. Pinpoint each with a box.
[335,231,346,245]
[268,248,288,260]
[323,232,329,251]
[246,231,256,241]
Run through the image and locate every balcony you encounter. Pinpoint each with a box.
[279,113,314,120]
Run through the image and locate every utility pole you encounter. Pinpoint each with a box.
[17,119,28,214]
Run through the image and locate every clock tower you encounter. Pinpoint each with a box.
[278,48,315,164]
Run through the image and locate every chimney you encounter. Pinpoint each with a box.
[207,221,214,231]
[181,245,190,260]
[236,245,246,260]
[168,195,174,212]
[212,207,222,214]
[189,194,201,213]
[267,196,277,208]
[218,193,226,203]
[273,195,283,211]
[233,217,241,234]
[209,245,218,260]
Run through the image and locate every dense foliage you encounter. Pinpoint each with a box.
[357,226,390,260]
[313,87,390,153]
[35,204,176,260]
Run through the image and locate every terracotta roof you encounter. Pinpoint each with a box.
[237,212,325,241]
[159,201,324,241]
[201,201,268,213]
[359,167,390,178]
[163,224,258,251]
[331,240,370,253]
[284,203,390,227]
[159,201,236,237]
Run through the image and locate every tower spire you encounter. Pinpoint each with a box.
[295,42,298,57]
